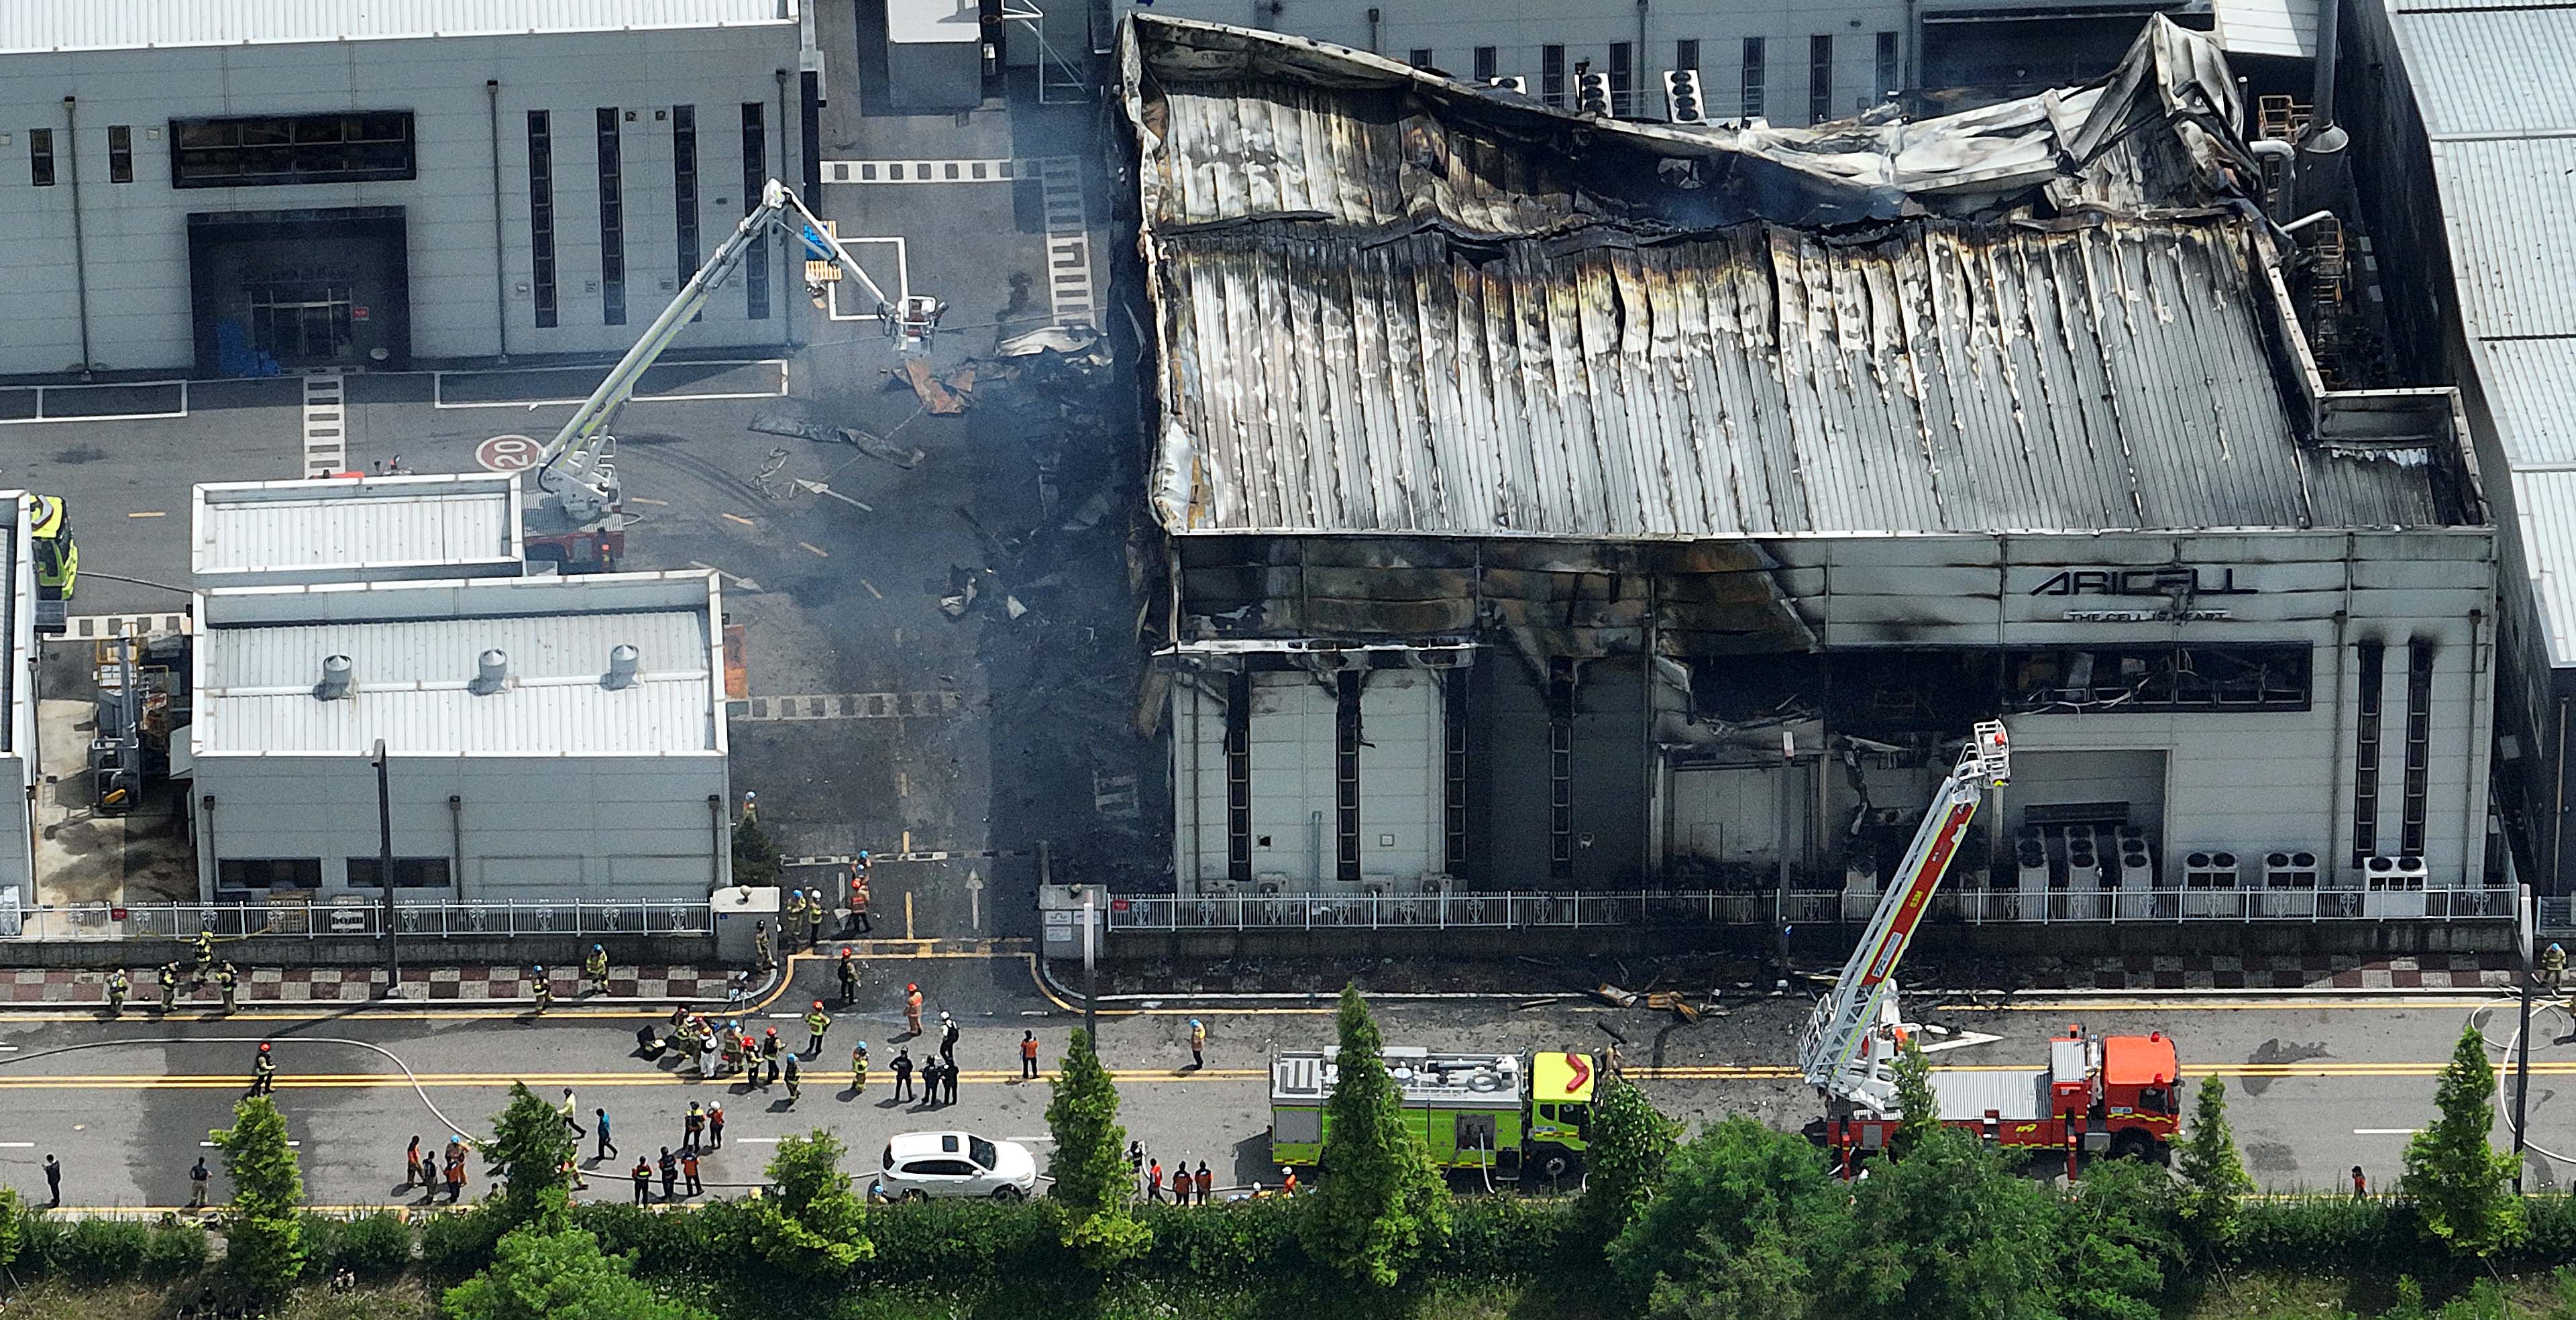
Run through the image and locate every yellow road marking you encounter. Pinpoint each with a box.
[126,510,166,518]
[630,496,669,506]
[722,512,755,527]
[798,541,829,558]
[859,579,883,600]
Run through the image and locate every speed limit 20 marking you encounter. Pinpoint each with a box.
[476,434,544,472]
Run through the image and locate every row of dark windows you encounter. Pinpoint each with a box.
[216,857,452,893]
[526,103,771,329]
[1455,34,1900,122]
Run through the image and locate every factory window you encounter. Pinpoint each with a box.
[1740,38,1766,120]
[1473,46,1497,82]
[1542,45,1567,107]
[107,125,132,183]
[596,109,626,327]
[28,128,52,186]
[740,103,769,321]
[345,857,455,889]
[526,111,558,329]
[673,105,700,321]
[217,859,322,894]
[2401,641,2433,855]
[1336,671,1362,884]
[1676,38,1701,74]
[1409,48,1434,70]
[1609,41,1635,116]
[170,112,414,187]
[2003,645,2312,715]
[1808,35,1834,124]
[1876,31,1900,103]
[2354,640,2384,863]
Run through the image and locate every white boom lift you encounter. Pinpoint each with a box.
[521,178,942,569]
[1796,720,2012,1112]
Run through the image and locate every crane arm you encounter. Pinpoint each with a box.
[531,179,908,522]
[1796,720,2010,1111]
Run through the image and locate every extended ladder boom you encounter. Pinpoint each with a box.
[1796,720,2010,1111]
[533,178,919,525]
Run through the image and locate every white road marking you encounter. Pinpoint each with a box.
[685,561,763,594]
[822,158,1025,184]
[1036,156,1096,329]
[823,237,910,323]
[738,692,969,722]
[59,614,189,642]
[734,1137,783,1144]
[204,1140,301,1147]
[431,360,789,409]
[0,1141,32,1148]
[0,379,188,426]
[301,373,346,478]
[2352,1128,2420,1136]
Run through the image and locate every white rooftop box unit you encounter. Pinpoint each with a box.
[193,474,524,588]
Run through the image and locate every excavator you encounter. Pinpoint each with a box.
[1796,720,2184,1172]
[520,178,943,570]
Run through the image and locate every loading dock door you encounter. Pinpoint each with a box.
[189,207,411,376]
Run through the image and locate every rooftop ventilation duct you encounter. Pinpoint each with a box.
[471,649,508,696]
[604,644,640,691]
[315,655,352,702]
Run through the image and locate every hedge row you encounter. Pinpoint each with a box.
[2231,1195,2576,1272]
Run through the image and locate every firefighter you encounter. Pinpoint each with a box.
[2544,942,2567,992]
[531,966,553,1015]
[803,893,824,950]
[851,1042,869,1095]
[782,889,807,950]
[803,1001,831,1056]
[251,1042,277,1096]
[848,855,874,935]
[904,983,924,1038]
[215,960,239,1014]
[584,944,610,994]
[835,947,859,1005]
[103,969,127,1015]
[753,920,774,975]
[739,790,758,826]
[784,1051,802,1103]
[157,962,179,1013]
[760,1027,782,1088]
[191,929,215,980]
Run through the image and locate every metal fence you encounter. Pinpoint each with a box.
[5,900,716,943]
[1106,886,2522,932]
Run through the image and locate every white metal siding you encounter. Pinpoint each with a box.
[1172,679,1231,889]
[1356,670,1440,881]
[195,478,520,584]
[1246,674,1335,885]
[0,2,795,55]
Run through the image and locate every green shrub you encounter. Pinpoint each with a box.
[1140,1199,1299,1280]
[421,1204,506,1278]
[141,1221,210,1279]
[1439,1197,1572,1279]
[854,1199,1057,1284]
[55,1217,148,1281]
[15,1211,64,1275]
[327,1211,413,1276]
[2233,1197,2405,1270]
[2524,1194,2576,1261]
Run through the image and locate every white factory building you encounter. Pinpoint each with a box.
[1136,18,2501,905]
[0,496,42,897]
[0,1,819,380]
[185,570,731,902]
[193,474,525,587]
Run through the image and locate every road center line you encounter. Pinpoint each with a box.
[2352,1128,2421,1135]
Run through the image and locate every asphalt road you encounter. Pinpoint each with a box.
[0,958,2559,1211]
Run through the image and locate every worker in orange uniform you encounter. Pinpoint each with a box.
[904,983,924,1038]
[849,855,874,934]
[1020,1030,1040,1081]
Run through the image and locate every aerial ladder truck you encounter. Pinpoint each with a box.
[1796,720,2184,1170]
[521,178,943,570]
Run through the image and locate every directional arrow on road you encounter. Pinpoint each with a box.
[685,560,763,593]
[793,478,874,513]
[1917,1030,2004,1054]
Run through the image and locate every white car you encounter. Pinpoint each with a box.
[879,1130,1038,1201]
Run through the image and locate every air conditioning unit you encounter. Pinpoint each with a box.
[2064,839,2102,890]
[2183,850,2240,889]
[2116,827,2153,890]
[2015,836,2049,893]
[1576,71,1613,117]
[1486,76,1527,94]
[1664,69,1707,124]
[2262,850,2320,889]
[2394,854,2430,887]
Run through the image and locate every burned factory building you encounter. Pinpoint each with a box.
[1123,15,2501,903]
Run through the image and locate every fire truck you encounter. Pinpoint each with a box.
[1270,1046,1597,1181]
[1797,721,2183,1168]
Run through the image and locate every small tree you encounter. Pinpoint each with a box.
[732,815,782,889]
[749,1131,873,1275]
[1296,983,1452,1288]
[442,1213,710,1320]
[1580,1074,1680,1244]
[1890,1036,1942,1160]
[2174,1076,2254,1246]
[1607,1115,1843,1318]
[1044,1028,1150,1268]
[2403,1022,2524,1257]
[1823,1126,2065,1320]
[0,1186,25,1276]
[2059,1157,2185,1320]
[485,1082,575,1231]
[211,1095,305,1297]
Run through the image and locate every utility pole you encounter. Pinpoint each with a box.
[1776,730,1795,991]
[373,739,400,997]
[2514,881,2534,1192]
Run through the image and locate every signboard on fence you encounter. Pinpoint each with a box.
[327,906,370,934]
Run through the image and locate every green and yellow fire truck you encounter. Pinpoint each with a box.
[1269,1046,1598,1180]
